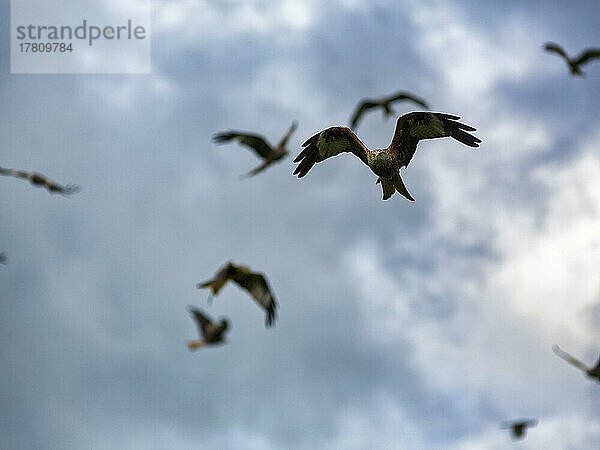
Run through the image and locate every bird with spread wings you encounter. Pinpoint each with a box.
[553,345,600,382]
[294,111,480,201]
[0,166,80,195]
[500,419,538,440]
[197,262,278,327]
[544,42,600,77]
[186,306,229,351]
[212,121,298,178]
[349,91,429,129]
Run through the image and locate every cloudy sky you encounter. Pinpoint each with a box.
[1,0,599,449]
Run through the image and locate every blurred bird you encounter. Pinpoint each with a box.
[544,42,600,77]
[197,262,278,327]
[501,419,538,440]
[553,345,600,382]
[0,253,6,265]
[349,91,429,129]
[294,112,480,201]
[186,306,229,351]
[212,121,298,178]
[0,166,79,195]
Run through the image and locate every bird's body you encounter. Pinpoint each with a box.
[501,419,538,440]
[212,121,298,177]
[349,91,429,129]
[197,262,278,327]
[186,307,229,351]
[544,42,600,77]
[553,345,600,382]
[294,112,481,201]
[0,166,79,195]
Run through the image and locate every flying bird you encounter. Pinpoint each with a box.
[553,345,600,382]
[197,262,278,327]
[186,306,229,351]
[501,419,538,440]
[293,112,481,201]
[349,91,429,129]
[544,42,600,77]
[212,121,298,178]
[0,166,79,195]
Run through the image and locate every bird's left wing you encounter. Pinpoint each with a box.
[188,306,215,338]
[230,269,278,327]
[544,42,569,60]
[276,121,299,148]
[212,131,275,159]
[293,126,369,178]
[348,100,379,129]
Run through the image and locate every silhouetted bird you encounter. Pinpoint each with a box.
[544,42,600,77]
[186,306,229,351]
[0,166,79,195]
[553,345,600,382]
[197,262,278,327]
[349,91,429,129]
[0,253,6,265]
[294,112,480,201]
[212,121,298,177]
[501,419,538,440]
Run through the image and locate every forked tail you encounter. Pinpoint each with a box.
[376,174,415,201]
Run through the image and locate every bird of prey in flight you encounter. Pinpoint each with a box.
[544,42,600,77]
[197,262,278,327]
[349,91,429,129]
[0,166,80,195]
[553,345,600,382]
[212,121,298,178]
[186,306,229,351]
[500,419,538,440]
[294,112,480,201]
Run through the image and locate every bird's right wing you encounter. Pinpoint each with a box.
[544,42,570,60]
[212,131,275,159]
[388,91,430,109]
[573,48,600,66]
[553,345,589,372]
[188,306,214,338]
[276,121,298,148]
[293,126,369,178]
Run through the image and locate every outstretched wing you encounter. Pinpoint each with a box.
[573,48,600,66]
[293,126,369,178]
[196,262,235,295]
[544,42,570,61]
[553,345,589,372]
[0,167,79,195]
[276,121,299,148]
[188,306,215,338]
[212,131,275,160]
[388,91,430,109]
[230,267,278,327]
[390,112,480,164]
[349,100,379,129]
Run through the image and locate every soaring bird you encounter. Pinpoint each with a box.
[212,121,298,178]
[293,112,481,201]
[0,253,6,265]
[186,306,229,351]
[501,419,538,440]
[544,42,600,77]
[553,345,600,382]
[349,91,429,129]
[0,166,79,195]
[196,262,278,327]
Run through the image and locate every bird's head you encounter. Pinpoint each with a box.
[220,319,230,331]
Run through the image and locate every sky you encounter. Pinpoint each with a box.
[1,0,599,449]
